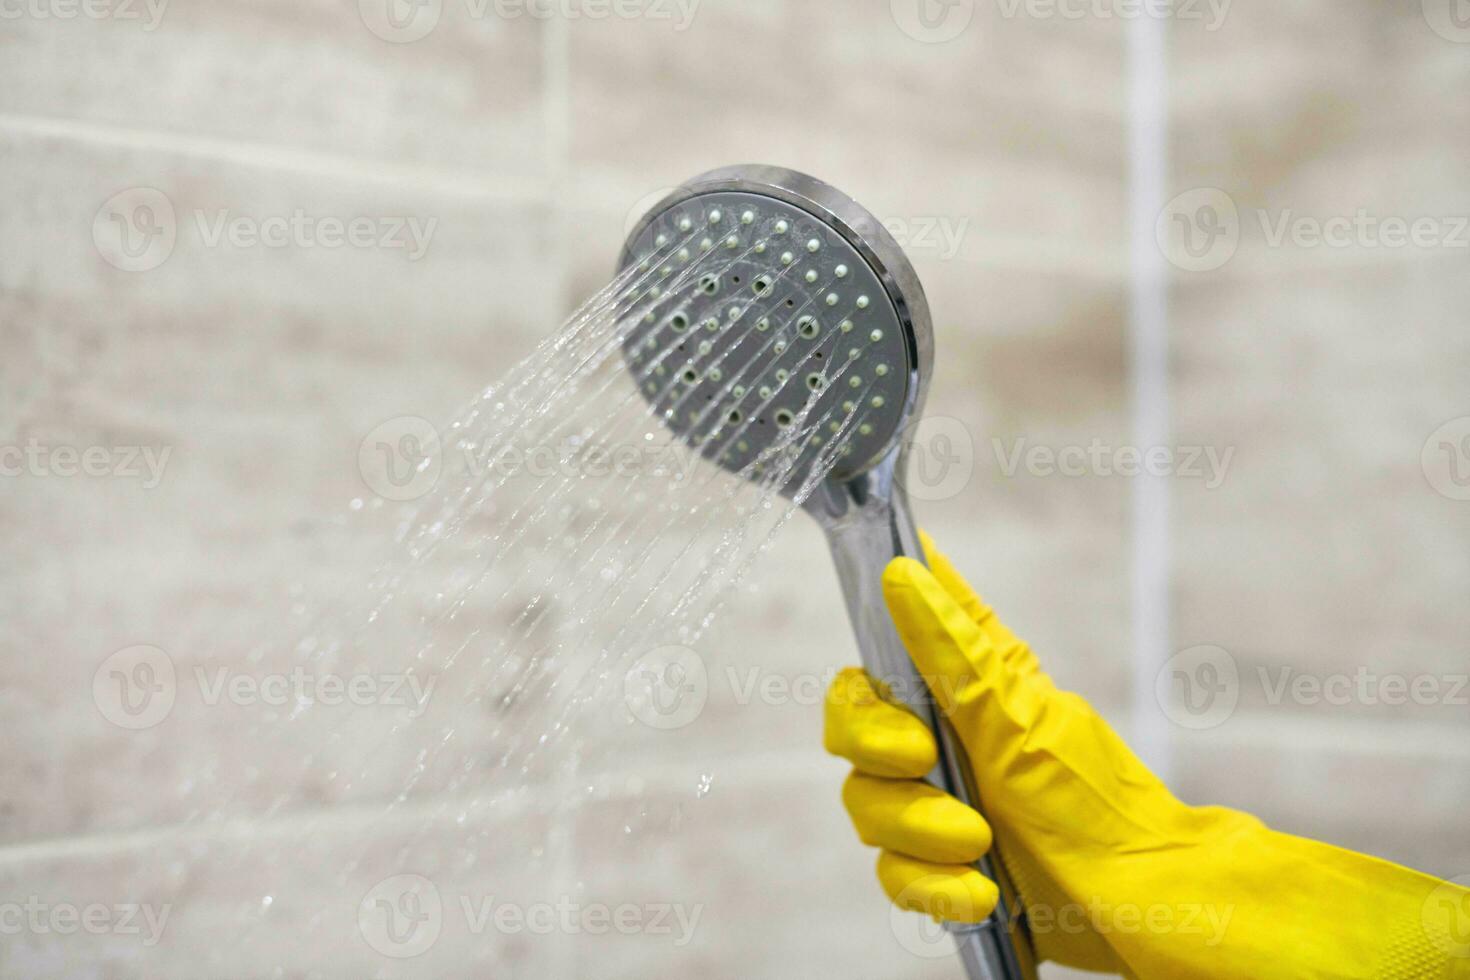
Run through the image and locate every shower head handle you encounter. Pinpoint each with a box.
[817,468,1036,980]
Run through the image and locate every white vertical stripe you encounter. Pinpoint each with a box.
[1126,13,1173,779]
[542,16,577,980]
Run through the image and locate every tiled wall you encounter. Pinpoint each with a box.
[1,1,1464,977]
[1166,0,1470,878]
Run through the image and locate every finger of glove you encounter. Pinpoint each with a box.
[882,557,1044,749]
[824,668,937,779]
[918,530,1049,690]
[877,850,999,925]
[843,772,991,865]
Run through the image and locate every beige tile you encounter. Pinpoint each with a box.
[1165,0,1470,745]
[1170,247,1470,726]
[1041,967,1119,980]
[1170,0,1470,250]
[0,799,572,979]
[1173,717,1470,878]
[1172,0,1470,188]
[0,134,558,365]
[0,0,548,179]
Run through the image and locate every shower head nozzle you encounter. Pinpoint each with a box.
[617,165,933,491]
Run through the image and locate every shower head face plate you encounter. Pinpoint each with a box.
[618,174,925,487]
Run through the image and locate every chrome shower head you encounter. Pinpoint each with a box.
[617,164,932,493]
[614,165,1033,980]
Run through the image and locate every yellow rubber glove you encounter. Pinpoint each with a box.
[824,533,1470,980]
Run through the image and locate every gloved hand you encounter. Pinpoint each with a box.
[824,532,1470,979]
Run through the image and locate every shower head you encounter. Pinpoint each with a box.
[617,164,933,495]
[614,166,1034,980]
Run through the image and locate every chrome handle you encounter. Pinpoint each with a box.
[819,485,1036,980]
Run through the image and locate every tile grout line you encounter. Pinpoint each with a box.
[1174,712,1470,756]
[4,722,1462,870]
[0,790,547,867]
[0,112,551,204]
[1125,12,1173,780]
[0,748,840,868]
